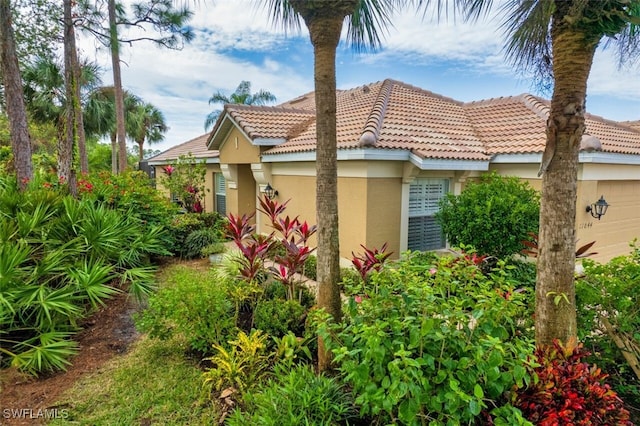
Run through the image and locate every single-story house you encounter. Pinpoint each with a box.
[148,79,640,262]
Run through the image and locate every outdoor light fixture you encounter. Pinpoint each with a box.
[263,183,278,200]
[586,195,609,220]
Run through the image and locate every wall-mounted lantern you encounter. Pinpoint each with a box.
[586,195,609,220]
[263,183,278,200]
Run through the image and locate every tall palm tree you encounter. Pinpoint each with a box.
[84,86,141,172]
[261,0,397,371]
[130,102,168,161]
[0,0,32,189]
[22,56,101,178]
[458,0,640,346]
[204,80,276,131]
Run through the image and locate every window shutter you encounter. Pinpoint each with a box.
[408,179,448,251]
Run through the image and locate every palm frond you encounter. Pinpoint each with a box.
[347,0,400,52]
[260,0,302,34]
[500,0,554,80]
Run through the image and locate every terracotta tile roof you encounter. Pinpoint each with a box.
[148,133,216,163]
[201,78,640,162]
[465,95,640,156]
[266,80,490,161]
[223,104,315,140]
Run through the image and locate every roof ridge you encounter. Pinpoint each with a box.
[225,103,315,115]
[358,80,394,147]
[585,111,640,133]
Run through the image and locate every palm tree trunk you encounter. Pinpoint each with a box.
[67,10,88,175]
[137,140,144,161]
[535,6,598,346]
[308,16,344,373]
[108,0,127,173]
[0,0,33,189]
[61,0,77,193]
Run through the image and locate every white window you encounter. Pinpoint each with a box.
[215,173,226,215]
[408,178,449,251]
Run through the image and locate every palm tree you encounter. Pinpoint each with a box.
[204,81,276,131]
[261,0,397,371]
[129,102,168,161]
[22,56,101,179]
[458,0,640,346]
[84,86,142,172]
[0,0,32,189]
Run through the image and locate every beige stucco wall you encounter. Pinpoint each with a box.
[365,177,402,253]
[218,127,261,164]
[259,162,405,259]
[491,162,640,263]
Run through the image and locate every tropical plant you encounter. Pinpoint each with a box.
[436,173,540,258]
[22,55,102,181]
[262,0,398,371]
[459,0,640,346]
[512,338,632,425]
[204,80,276,131]
[129,101,167,161]
[83,86,145,172]
[226,364,358,426]
[576,244,640,407]
[202,329,272,395]
[0,174,167,374]
[318,252,535,425]
[160,154,207,213]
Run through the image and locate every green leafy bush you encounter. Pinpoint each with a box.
[226,365,358,426]
[254,299,306,338]
[134,266,236,353]
[576,245,640,409]
[435,173,539,258]
[319,253,535,425]
[166,212,227,257]
[183,228,220,259]
[302,254,317,280]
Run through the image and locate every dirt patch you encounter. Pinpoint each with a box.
[0,292,141,426]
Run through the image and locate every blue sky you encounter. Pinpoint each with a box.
[78,0,640,153]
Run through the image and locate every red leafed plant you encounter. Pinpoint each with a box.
[513,338,632,426]
[351,243,393,282]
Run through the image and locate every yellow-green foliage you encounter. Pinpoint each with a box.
[202,330,272,395]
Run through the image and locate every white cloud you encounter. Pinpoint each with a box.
[76,0,640,153]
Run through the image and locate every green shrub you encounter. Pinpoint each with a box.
[184,228,220,259]
[226,365,358,426]
[134,266,236,353]
[166,212,227,257]
[576,245,640,408]
[319,254,535,425]
[254,299,306,338]
[0,174,166,375]
[302,254,317,280]
[435,173,539,258]
[79,170,177,231]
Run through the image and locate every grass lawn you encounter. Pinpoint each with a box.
[49,335,218,425]
[49,263,219,425]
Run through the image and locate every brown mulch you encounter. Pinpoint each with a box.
[0,292,141,426]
